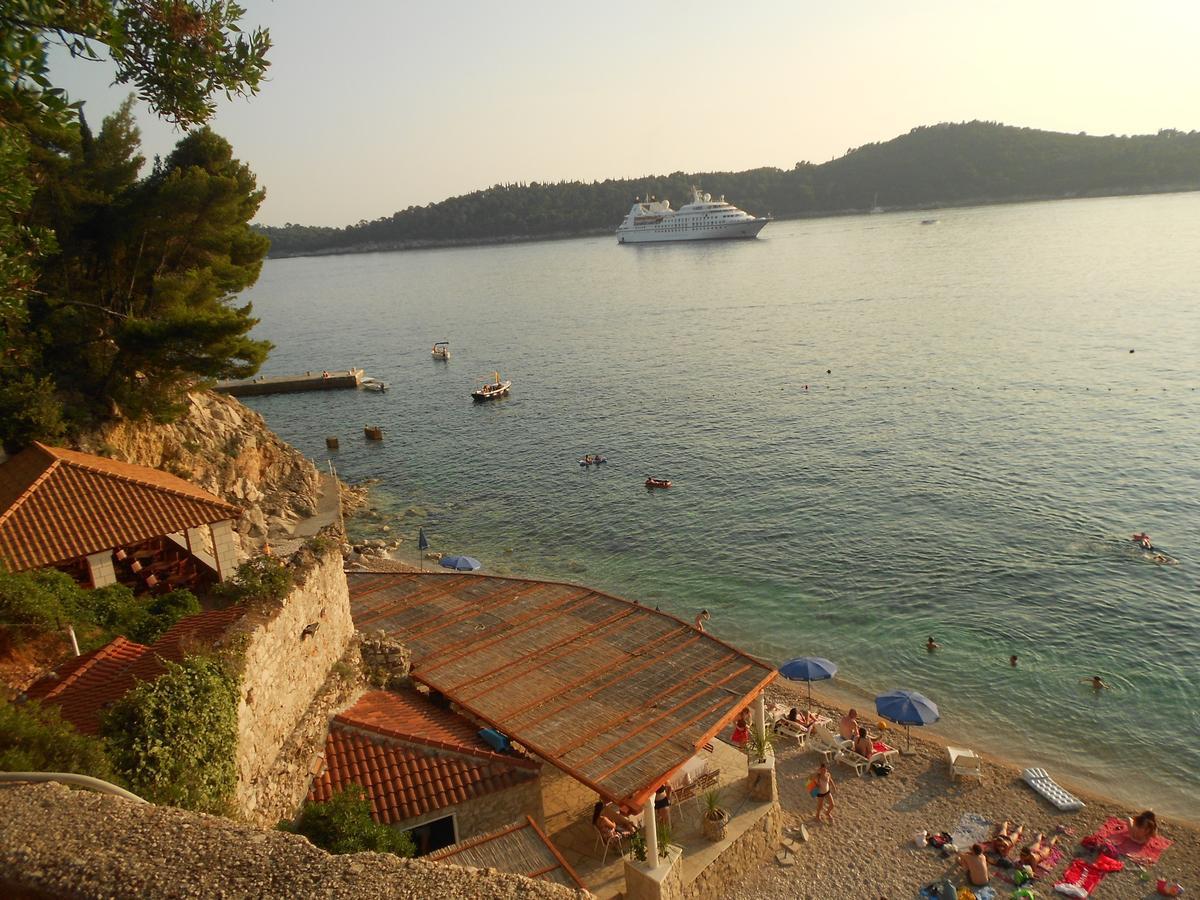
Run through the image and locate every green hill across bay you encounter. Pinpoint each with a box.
[257,121,1200,257]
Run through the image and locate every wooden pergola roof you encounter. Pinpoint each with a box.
[348,572,776,807]
[429,816,586,891]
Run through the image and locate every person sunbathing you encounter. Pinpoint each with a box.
[1019,833,1059,868]
[959,843,990,887]
[992,821,1025,858]
[839,708,859,741]
[853,726,873,760]
[1127,810,1158,844]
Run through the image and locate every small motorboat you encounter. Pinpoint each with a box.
[472,372,511,401]
[644,477,672,489]
[360,377,388,393]
[432,341,450,360]
[579,455,608,466]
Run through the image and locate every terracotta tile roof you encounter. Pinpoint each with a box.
[430,816,586,891]
[24,607,246,735]
[0,442,241,572]
[308,690,540,826]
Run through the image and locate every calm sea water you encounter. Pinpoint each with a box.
[242,193,1200,819]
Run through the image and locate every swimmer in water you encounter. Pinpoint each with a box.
[1132,532,1153,550]
[926,636,940,652]
[1010,654,1018,668]
[1082,675,1108,691]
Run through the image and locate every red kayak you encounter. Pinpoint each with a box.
[644,477,672,489]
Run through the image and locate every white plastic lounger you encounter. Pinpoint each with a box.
[1022,767,1084,811]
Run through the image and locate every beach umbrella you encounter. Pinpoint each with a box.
[439,555,481,571]
[874,689,940,751]
[778,657,837,706]
[418,528,429,571]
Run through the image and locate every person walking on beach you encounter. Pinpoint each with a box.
[812,762,834,825]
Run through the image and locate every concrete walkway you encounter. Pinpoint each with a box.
[293,472,342,538]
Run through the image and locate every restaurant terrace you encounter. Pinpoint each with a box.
[348,571,780,895]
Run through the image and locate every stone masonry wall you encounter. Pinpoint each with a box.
[682,801,782,900]
[231,546,355,821]
[540,762,601,834]
[391,779,546,845]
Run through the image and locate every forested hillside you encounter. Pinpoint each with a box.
[258,121,1200,257]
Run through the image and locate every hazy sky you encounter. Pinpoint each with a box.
[49,0,1200,226]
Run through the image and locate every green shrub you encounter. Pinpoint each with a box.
[281,787,415,857]
[0,697,116,782]
[0,569,88,639]
[127,589,201,644]
[102,655,239,813]
[213,555,294,605]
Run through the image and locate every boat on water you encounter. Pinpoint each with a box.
[360,377,388,393]
[644,477,672,489]
[616,187,769,244]
[432,341,450,360]
[472,372,511,401]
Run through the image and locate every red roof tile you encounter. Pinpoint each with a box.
[309,691,539,825]
[25,607,246,735]
[0,443,241,572]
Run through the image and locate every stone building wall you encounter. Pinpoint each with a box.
[540,762,600,834]
[231,545,356,821]
[359,630,412,689]
[681,800,782,900]
[393,778,546,846]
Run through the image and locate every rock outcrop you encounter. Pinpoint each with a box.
[75,391,322,554]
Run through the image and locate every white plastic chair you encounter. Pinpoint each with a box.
[593,823,626,865]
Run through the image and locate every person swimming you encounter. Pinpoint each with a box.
[1132,532,1153,550]
[1083,675,1108,691]
[926,636,940,652]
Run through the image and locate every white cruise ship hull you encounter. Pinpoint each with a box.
[617,218,768,244]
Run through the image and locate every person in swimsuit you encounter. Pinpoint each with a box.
[1127,810,1158,844]
[694,609,710,632]
[838,708,859,741]
[1010,654,1018,667]
[1084,675,1109,691]
[926,636,940,652]
[731,712,750,748]
[853,726,873,760]
[992,821,1025,859]
[1019,833,1060,868]
[653,782,671,823]
[812,762,834,824]
[959,843,990,887]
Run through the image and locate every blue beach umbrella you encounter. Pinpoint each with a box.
[875,689,940,751]
[779,657,838,706]
[439,555,482,571]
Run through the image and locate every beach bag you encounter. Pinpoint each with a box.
[871,761,893,776]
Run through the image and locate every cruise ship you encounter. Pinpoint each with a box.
[616,188,769,244]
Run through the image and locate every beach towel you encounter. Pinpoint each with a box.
[995,844,1065,883]
[1022,767,1085,811]
[950,813,993,850]
[1083,816,1173,865]
[1053,853,1123,898]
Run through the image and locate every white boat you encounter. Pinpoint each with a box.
[432,341,450,360]
[360,377,388,393]
[616,187,769,244]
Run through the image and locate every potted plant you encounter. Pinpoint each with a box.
[748,727,775,764]
[702,788,730,841]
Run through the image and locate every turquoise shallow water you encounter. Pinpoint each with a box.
[242,193,1200,818]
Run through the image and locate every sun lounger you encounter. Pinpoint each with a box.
[836,747,895,776]
[1022,767,1084,811]
[810,722,851,763]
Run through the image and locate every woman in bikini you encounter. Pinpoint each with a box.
[1127,810,1158,844]
[812,762,835,825]
[1019,833,1060,868]
[992,821,1025,860]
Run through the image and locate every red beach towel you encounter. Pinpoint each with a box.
[1085,816,1172,865]
[1053,853,1123,898]
[994,844,1066,883]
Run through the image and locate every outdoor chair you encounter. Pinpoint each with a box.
[810,722,851,763]
[593,823,627,865]
[772,716,810,748]
[836,744,898,777]
[947,746,983,782]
